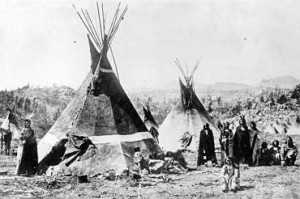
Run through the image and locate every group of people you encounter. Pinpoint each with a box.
[256,137,298,166]
[0,118,42,176]
[0,113,298,189]
[130,147,188,180]
[216,116,298,192]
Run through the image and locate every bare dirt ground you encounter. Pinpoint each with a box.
[0,134,299,199]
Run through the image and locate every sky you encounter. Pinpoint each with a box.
[0,0,300,91]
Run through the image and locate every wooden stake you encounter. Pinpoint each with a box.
[96,2,104,43]
[85,10,102,47]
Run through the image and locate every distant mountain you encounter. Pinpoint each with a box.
[126,75,300,98]
[257,75,300,89]
[206,82,251,91]
[160,76,300,93]
[162,81,251,92]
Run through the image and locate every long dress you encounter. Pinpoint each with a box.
[198,128,216,165]
[15,127,38,176]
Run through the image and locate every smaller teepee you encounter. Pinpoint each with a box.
[0,109,23,155]
[159,59,220,167]
[0,109,22,140]
[264,123,279,134]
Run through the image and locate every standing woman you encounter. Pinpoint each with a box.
[15,119,38,176]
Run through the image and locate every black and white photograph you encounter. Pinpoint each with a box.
[0,0,299,198]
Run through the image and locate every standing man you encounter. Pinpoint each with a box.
[3,128,12,156]
[198,123,217,166]
[16,119,38,176]
[233,116,251,165]
[249,121,260,166]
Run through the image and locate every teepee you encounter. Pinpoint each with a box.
[264,123,279,134]
[287,115,300,135]
[0,109,22,154]
[158,59,220,167]
[0,109,22,140]
[38,3,161,176]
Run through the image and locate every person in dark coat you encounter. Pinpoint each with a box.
[254,141,271,166]
[233,116,251,165]
[15,119,38,176]
[198,123,217,166]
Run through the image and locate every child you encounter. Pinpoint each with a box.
[130,147,143,180]
[221,157,240,192]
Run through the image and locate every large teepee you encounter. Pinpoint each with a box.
[158,59,220,167]
[38,3,161,175]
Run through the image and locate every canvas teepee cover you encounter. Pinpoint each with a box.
[159,60,220,167]
[38,5,161,176]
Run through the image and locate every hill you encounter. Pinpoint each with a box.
[257,75,300,89]
[0,85,76,138]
